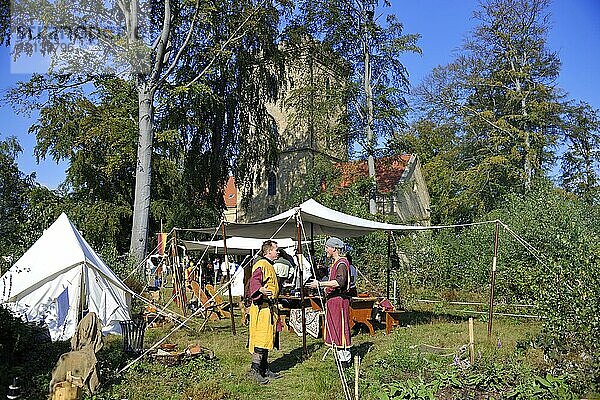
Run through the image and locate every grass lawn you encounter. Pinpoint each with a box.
[79,308,551,400]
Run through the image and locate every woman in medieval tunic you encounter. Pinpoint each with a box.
[247,240,281,384]
[308,236,352,368]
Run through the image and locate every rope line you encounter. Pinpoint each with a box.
[118,271,238,374]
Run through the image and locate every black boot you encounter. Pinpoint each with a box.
[259,348,282,380]
[248,351,268,384]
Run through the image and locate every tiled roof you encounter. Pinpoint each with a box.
[224,176,237,207]
[337,154,412,193]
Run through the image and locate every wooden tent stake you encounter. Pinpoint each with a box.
[468,317,475,365]
[354,355,360,400]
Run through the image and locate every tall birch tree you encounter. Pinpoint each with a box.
[7,0,288,262]
[410,0,564,220]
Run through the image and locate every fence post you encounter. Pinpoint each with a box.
[487,221,500,337]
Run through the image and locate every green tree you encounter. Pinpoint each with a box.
[7,0,289,263]
[292,0,421,214]
[23,69,271,255]
[409,0,564,222]
[0,137,34,272]
[560,101,600,205]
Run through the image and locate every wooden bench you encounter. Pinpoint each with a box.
[385,310,404,334]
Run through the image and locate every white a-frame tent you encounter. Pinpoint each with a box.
[0,213,131,341]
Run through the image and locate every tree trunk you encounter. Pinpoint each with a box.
[364,26,377,215]
[522,96,532,192]
[130,81,154,263]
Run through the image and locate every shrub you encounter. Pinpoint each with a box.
[397,181,600,393]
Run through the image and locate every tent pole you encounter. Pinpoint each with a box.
[386,232,391,299]
[487,221,500,337]
[222,223,237,335]
[310,223,314,256]
[79,263,86,323]
[171,230,186,316]
[297,216,308,359]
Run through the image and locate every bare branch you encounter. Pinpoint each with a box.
[159,0,201,84]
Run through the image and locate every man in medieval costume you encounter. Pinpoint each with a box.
[308,236,352,367]
[247,240,282,384]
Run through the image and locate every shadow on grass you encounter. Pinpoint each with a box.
[3,339,71,400]
[206,323,243,333]
[353,341,375,360]
[269,342,324,373]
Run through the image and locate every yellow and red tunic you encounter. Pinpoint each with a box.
[247,258,279,353]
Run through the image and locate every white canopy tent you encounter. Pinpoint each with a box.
[0,213,131,341]
[181,236,299,255]
[194,198,428,356]
[206,199,429,239]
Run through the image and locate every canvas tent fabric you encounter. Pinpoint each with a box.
[181,236,298,254]
[200,199,429,239]
[0,213,131,341]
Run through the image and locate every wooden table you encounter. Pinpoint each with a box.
[279,295,379,336]
[278,296,323,332]
[349,297,377,336]
[278,295,322,311]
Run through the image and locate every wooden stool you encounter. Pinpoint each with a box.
[385,310,404,334]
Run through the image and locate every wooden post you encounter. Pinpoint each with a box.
[487,221,500,337]
[386,232,391,299]
[222,223,236,335]
[297,216,307,359]
[468,317,475,365]
[171,230,186,316]
[354,355,360,400]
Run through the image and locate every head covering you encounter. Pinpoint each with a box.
[325,237,345,249]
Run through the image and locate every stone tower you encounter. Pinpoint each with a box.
[240,39,349,221]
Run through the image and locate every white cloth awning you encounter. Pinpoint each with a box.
[182,236,298,255]
[200,199,429,239]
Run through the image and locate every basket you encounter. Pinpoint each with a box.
[119,320,147,354]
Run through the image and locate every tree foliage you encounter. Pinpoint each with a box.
[560,101,600,205]
[5,0,294,260]
[6,0,291,262]
[400,0,565,223]
[0,137,34,272]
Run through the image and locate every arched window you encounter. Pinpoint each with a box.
[267,172,276,196]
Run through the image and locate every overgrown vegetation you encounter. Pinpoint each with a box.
[2,307,592,399]
[1,0,599,397]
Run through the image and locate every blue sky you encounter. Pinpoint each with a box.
[1,0,599,189]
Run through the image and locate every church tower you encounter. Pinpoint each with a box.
[239,39,349,221]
